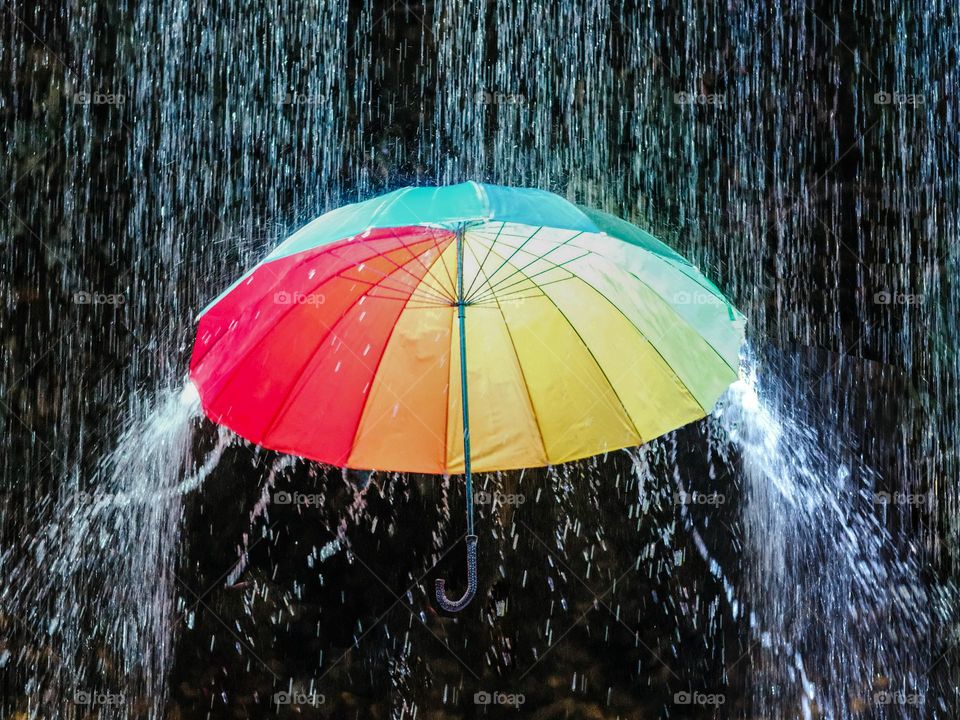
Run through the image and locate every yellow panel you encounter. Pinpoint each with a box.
[540,251,736,411]
[446,306,548,473]
[539,276,707,442]
[498,294,640,465]
[348,304,453,473]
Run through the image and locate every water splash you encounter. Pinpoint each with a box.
[712,352,953,719]
[1,382,225,719]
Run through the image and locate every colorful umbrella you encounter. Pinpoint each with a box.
[191,182,745,612]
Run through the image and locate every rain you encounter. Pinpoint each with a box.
[1,0,958,718]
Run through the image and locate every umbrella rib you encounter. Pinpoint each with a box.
[338,274,452,306]
[467,250,592,306]
[398,302,460,309]
[536,294,646,444]
[326,234,455,305]
[197,239,433,405]
[361,222,456,302]
[472,250,550,465]
[467,241,590,305]
[340,229,453,299]
[320,253,444,304]
[475,235,737,388]
[442,308,453,473]
[468,277,592,307]
[339,270,452,306]
[477,241,717,460]
[330,266,448,299]
[384,225,459,302]
[536,262,711,416]
[616,266,739,378]
[466,230,585,304]
[466,225,543,300]
[540,253,712,414]
[422,228,459,302]
[462,221,505,300]
[343,254,456,465]
[256,251,449,443]
[476,245,646,441]
[461,241,584,306]
[544,230,739,376]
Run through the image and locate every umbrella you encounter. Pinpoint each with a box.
[190,182,745,612]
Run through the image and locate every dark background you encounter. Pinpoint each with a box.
[2,0,958,717]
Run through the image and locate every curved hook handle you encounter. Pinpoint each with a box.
[435,535,478,613]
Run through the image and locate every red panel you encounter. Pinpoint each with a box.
[191,227,451,371]
[190,227,454,463]
[263,291,409,464]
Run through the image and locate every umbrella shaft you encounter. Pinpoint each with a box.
[456,226,474,536]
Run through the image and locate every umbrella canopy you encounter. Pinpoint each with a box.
[190,182,745,611]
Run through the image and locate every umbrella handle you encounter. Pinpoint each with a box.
[435,535,478,612]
